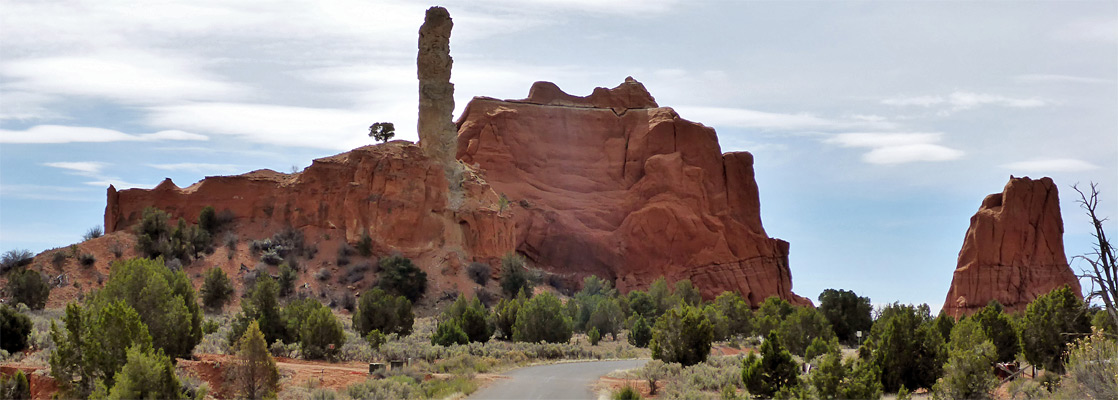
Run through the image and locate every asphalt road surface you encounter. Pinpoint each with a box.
[469,359,648,400]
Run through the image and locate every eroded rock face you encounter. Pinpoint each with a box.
[456,78,810,306]
[941,176,1081,317]
[106,143,515,266]
[417,6,457,169]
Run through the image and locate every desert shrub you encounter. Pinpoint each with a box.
[513,292,572,343]
[228,276,289,346]
[807,349,882,400]
[356,233,373,257]
[932,313,955,344]
[78,252,95,267]
[297,303,346,360]
[260,249,283,265]
[627,290,656,319]
[500,252,532,298]
[970,300,1020,363]
[432,319,469,346]
[0,304,32,353]
[0,369,30,400]
[639,360,681,395]
[818,288,872,345]
[476,287,496,306]
[742,332,800,398]
[1021,285,1092,373]
[442,295,493,343]
[83,225,103,241]
[777,306,836,357]
[1092,307,1117,334]
[651,305,714,367]
[673,279,702,307]
[587,298,624,340]
[613,385,642,400]
[51,251,68,270]
[346,377,419,400]
[804,337,839,362]
[365,329,386,350]
[588,327,601,345]
[201,267,234,312]
[628,314,652,348]
[1062,329,1118,399]
[755,296,795,335]
[713,291,753,337]
[377,255,427,302]
[339,291,356,312]
[932,318,998,400]
[278,264,296,297]
[492,295,524,341]
[50,301,153,398]
[342,262,371,285]
[108,241,124,258]
[864,303,944,392]
[230,321,279,400]
[198,206,218,233]
[91,345,186,399]
[467,262,491,286]
[6,268,49,310]
[353,288,414,336]
[98,258,203,359]
[315,268,332,281]
[0,249,34,274]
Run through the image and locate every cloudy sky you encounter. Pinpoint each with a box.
[2,0,1115,312]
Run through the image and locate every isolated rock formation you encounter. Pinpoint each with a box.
[417,6,457,169]
[105,143,515,266]
[941,176,1081,317]
[456,78,810,306]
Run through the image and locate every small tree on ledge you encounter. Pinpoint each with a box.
[369,122,395,143]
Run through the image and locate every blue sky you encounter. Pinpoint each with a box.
[1,0,1115,312]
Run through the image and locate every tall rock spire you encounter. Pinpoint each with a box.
[417,6,457,169]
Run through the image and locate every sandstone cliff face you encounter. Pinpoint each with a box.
[941,176,1081,317]
[456,78,809,306]
[106,143,515,266]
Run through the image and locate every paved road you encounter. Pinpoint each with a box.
[470,359,648,400]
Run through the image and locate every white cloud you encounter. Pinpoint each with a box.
[147,163,240,173]
[826,132,965,164]
[1013,74,1115,84]
[42,161,108,176]
[1002,158,1100,172]
[673,106,896,131]
[40,161,152,189]
[0,91,65,122]
[0,125,208,144]
[0,184,97,202]
[1,51,249,105]
[882,91,1046,112]
[145,102,386,150]
[1054,17,1118,43]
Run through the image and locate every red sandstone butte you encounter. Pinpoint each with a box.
[941,176,1082,317]
[105,142,515,266]
[456,77,810,306]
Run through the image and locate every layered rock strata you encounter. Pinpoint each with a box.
[941,176,1082,317]
[456,78,810,306]
[105,143,515,265]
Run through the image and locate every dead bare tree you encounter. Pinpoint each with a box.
[1073,182,1118,335]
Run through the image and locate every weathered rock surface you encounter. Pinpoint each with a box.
[941,176,1081,317]
[106,143,515,266]
[417,6,457,169]
[456,78,810,306]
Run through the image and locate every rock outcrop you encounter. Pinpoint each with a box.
[106,143,515,268]
[941,176,1081,317]
[417,6,457,169]
[456,78,810,306]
